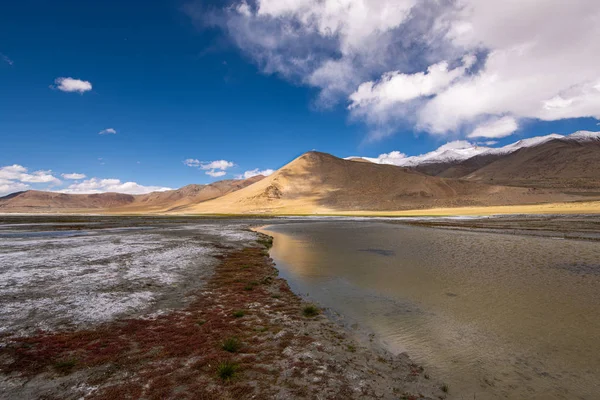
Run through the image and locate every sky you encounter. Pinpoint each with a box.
[1,0,599,195]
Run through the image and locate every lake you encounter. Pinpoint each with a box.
[258,221,600,399]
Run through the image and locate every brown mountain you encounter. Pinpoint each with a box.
[0,175,264,213]
[461,137,600,189]
[179,151,578,214]
[411,136,600,190]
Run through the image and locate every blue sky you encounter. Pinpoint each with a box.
[1,0,599,195]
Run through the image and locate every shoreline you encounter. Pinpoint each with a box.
[0,231,446,399]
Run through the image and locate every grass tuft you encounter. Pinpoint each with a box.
[216,360,239,381]
[221,337,241,353]
[232,310,245,318]
[441,383,449,393]
[302,304,320,318]
[257,236,273,249]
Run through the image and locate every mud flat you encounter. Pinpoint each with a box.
[0,217,444,399]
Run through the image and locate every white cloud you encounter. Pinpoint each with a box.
[198,0,600,140]
[468,116,518,138]
[0,181,29,196]
[235,168,275,179]
[61,173,87,180]
[0,165,62,196]
[53,77,93,93]
[183,159,201,167]
[60,178,171,195]
[205,170,227,178]
[183,159,235,177]
[98,128,117,135]
[1,53,13,66]
[198,160,235,170]
[349,55,476,125]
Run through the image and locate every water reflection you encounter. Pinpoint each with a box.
[258,222,600,400]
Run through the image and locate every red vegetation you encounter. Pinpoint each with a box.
[0,243,309,399]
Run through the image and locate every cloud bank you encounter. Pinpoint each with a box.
[0,165,62,196]
[0,165,170,196]
[190,0,600,140]
[60,178,171,195]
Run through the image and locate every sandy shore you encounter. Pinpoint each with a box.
[0,231,445,399]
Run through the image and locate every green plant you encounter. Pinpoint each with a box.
[347,345,356,353]
[441,383,449,393]
[257,236,273,249]
[232,310,245,318]
[196,319,206,326]
[217,361,239,381]
[302,304,320,317]
[221,337,241,353]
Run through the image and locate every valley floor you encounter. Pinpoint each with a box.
[165,200,600,217]
[0,219,443,400]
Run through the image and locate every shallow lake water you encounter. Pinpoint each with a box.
[259,222,600,399]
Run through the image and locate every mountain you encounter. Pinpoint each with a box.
[0,191,136,213]
[355,132,590,171]
[462,135,600,189]
[178,151,578,214]
[0,176,264,213]
[353,131,600,190]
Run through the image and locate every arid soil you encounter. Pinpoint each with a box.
[0,229,446,399]
[181,152,587,215]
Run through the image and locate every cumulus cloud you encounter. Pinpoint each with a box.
[192,0,600,140]
[60,178,171,195]
[98,128,117,135]
[0,165,62,196]
[61,173,87,180]
[183,158,235,178]
[235,168,274,179]
[468,116,518,138]
[53,77,93,93]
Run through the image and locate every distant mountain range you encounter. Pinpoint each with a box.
[1,131,600,214]
[0,176,263,213]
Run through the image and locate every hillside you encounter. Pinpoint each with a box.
[462,136,600,189]
[178,151,580,214]
[0,176,264,213]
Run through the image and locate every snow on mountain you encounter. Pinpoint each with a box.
[348,131,599,167]
[564,130,600,142]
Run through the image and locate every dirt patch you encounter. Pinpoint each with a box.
[0,233,446,399]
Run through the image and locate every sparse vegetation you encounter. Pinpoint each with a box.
[232,310,245,318]
[347,345,356,353]
[217,361,239,381]
[441,383,449,393]
[257,236,273,249]
[221,337,241,353]
[302,304,320,317]
[53,359,77,374]
[196,319,206,326]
